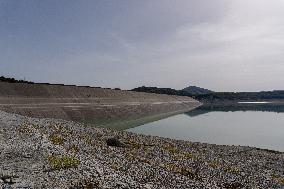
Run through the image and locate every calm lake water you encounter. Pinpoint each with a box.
[127,104,284,152]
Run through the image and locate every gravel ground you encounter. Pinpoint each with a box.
[0,110,283,189]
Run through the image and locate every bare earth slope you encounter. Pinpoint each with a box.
[0,82,200,129]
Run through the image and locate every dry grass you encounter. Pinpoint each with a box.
[48,134,64,145]
[47,155,80,170]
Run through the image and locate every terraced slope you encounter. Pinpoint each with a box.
[0,82,201,129]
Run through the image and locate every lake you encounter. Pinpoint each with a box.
[127,104,284,152]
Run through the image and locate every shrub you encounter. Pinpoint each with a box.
[48,155,80,170]
[49,134,64,145]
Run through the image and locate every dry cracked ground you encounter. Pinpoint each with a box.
[0,110,284,189]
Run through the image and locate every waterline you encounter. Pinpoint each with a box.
[238,101,270,104]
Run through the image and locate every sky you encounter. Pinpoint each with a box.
[1,0,284,92]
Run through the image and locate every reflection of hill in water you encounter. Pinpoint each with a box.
[185,104,284,117]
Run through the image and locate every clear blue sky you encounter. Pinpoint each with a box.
[1,0,284,91]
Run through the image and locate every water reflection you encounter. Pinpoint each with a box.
[186,103,284,117]
[128,103,284,152]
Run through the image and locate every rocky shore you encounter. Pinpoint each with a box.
[0,110,283,189]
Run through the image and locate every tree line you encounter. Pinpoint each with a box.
[132,86,284,102]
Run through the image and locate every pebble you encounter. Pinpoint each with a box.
[0,110,283,188]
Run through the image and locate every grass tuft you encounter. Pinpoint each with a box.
[49,134,64,145]
[48,155,80,170]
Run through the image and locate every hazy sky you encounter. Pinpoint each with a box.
[1,0,284,91]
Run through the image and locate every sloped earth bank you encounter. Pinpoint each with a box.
[0,111,283,189]
[0,82,200,130]
[0,98,199,131]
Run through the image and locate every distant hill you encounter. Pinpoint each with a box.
[132,86,284,103]
[132,86,181,95]
[182,85,213,95]
[194,91,284,103]
[132,85,213,96]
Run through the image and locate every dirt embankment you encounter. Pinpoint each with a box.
[0,82,201,129]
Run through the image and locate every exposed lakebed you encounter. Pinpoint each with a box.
[127,103,284,152]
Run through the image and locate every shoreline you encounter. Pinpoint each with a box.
[0,110,283,188]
